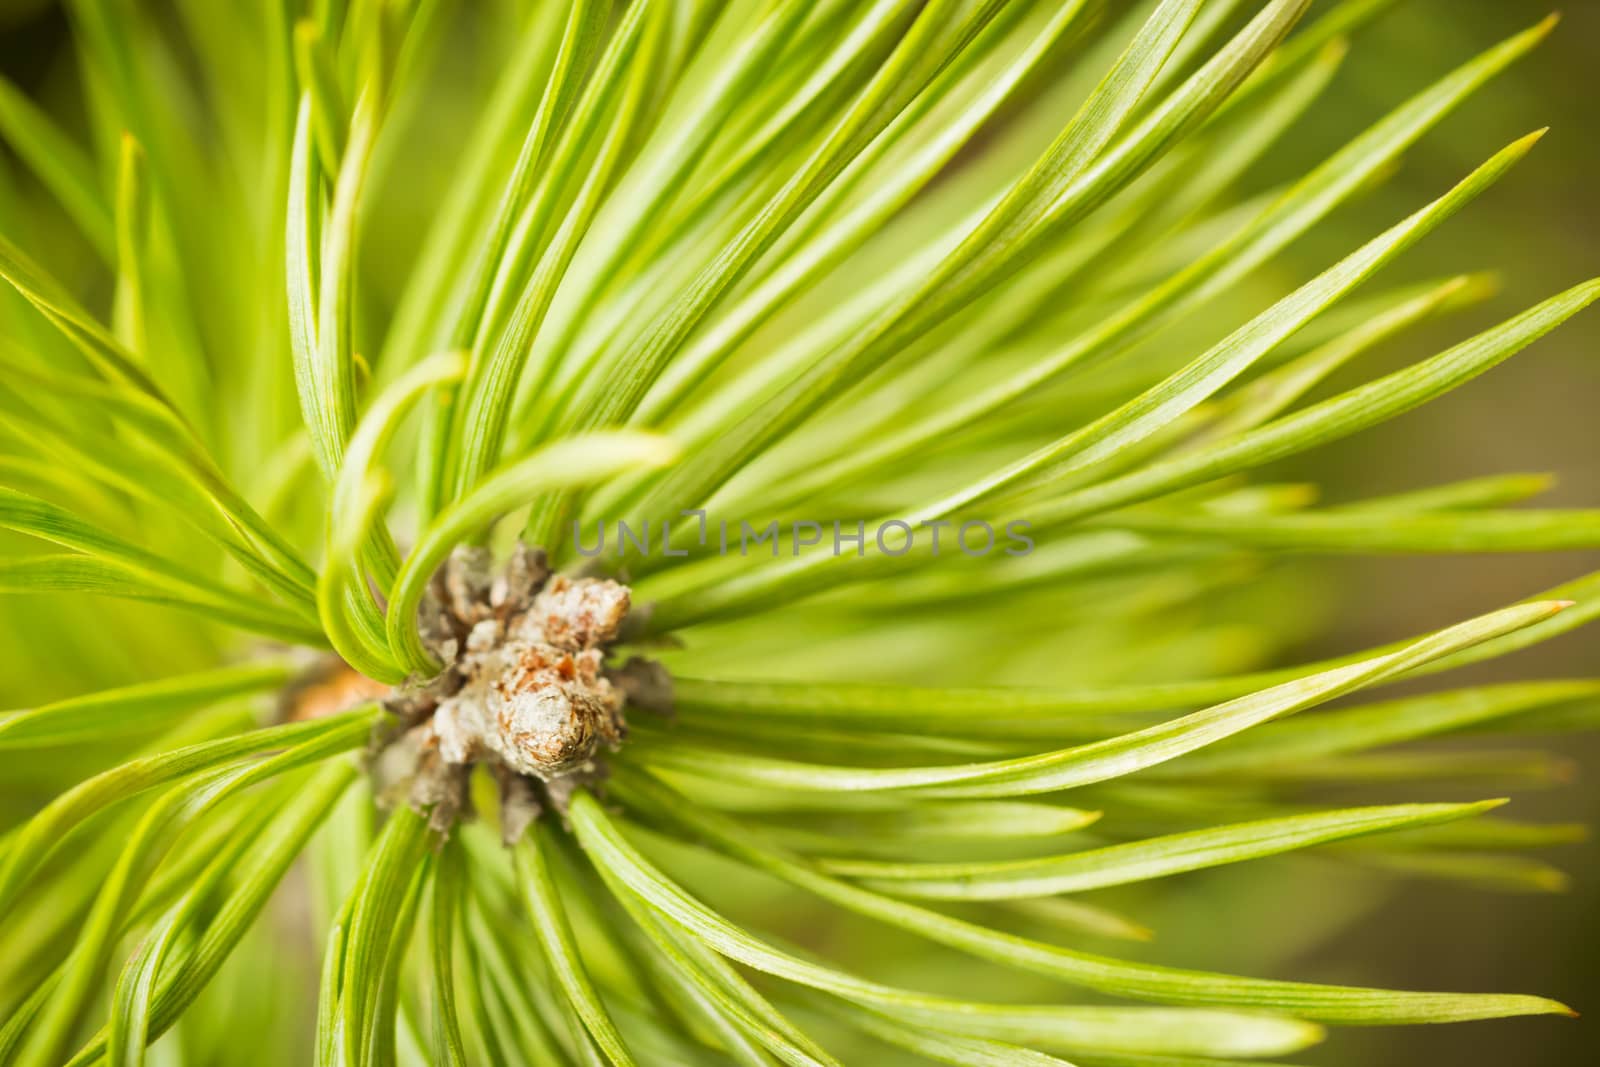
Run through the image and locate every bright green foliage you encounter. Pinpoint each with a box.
[0,1,1596,1065]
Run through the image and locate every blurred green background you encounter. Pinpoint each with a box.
[0,1,1594,1063]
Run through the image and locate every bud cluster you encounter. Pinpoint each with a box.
[375,544,666,839]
